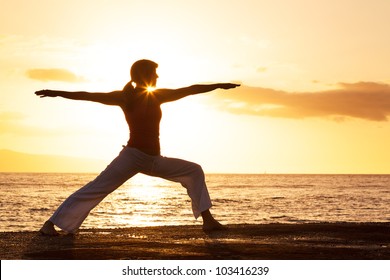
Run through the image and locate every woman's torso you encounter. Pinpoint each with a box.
[121,87,162,156]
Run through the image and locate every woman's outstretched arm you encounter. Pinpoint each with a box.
[155,83,240,103]
[35,90,123,105]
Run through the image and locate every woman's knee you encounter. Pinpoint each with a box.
[189,163,205,180]
[185,161,200,172]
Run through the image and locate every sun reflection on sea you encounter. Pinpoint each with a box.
[90,174,184,228]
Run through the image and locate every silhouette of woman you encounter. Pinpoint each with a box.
[36,59,240,235]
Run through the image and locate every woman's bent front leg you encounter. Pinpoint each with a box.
[150,156,212,218]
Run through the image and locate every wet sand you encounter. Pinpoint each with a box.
[1,223,389,260]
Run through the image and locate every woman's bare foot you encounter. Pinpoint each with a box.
[201,210,226,232]
[39,220,59,236]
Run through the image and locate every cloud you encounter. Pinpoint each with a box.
[212,82,390,121]
[26,68,86,82]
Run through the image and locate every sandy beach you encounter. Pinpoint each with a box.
[1,223,389,260]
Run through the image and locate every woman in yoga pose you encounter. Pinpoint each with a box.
[36,59,239,235]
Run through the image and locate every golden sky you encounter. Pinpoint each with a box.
[1,0,390,173]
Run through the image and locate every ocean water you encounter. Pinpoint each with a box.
[0,173,389,232]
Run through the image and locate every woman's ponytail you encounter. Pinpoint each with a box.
[123,80,135,94]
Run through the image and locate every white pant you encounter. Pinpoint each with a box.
[49,147,212,233]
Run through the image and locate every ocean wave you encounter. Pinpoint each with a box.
[269,196,285,200]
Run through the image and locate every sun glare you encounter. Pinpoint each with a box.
[146,86,156,93]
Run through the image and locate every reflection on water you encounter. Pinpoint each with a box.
[89,174,194,228]
[0,173,389,231]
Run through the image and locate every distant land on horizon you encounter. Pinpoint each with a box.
[0,149,106,173]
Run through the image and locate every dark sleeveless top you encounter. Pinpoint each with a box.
[121,84,162,156]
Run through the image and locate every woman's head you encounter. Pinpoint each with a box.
[130,59,158,88]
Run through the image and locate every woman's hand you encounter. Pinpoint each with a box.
[219,83,241,90]
[35,90,58,98]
